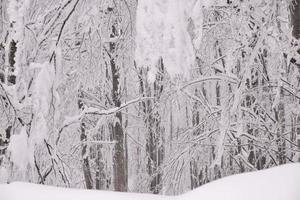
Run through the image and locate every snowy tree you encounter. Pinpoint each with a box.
[0,0,299,197]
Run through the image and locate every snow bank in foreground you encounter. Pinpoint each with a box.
[184,163,300,200]
[0,164,300,200]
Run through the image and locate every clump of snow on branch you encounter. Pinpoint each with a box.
[7,62,55,170]
[0,166,9,183]
[135,0,207,81]
[7,127,34,171]
[30,62,55,144]
[7,0,30,25]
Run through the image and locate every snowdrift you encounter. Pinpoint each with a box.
[0,163,300,200]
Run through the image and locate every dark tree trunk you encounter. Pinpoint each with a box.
[290,0,300,162]
[80,123,93,189]
[190,89,202,189]
[291,0,300,39]
[78,90,93,189]
[110,23,127,192]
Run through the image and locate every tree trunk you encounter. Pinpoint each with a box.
[139,59,164,194]
[291,0,300,39]
[95,131,105,190]
[110,23,127,192]
[78,90,93,189]
[275,89,286,165]
[190,88,202,189]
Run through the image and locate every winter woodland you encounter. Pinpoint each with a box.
[0,0,300,195]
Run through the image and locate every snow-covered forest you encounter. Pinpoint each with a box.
[0,0,300,195]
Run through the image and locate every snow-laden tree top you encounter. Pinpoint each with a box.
[135,0,211,81]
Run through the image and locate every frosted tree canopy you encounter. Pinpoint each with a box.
[135,0,208,81]
[1,0,300,196]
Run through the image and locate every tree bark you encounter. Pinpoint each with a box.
[139,59,164,194]
[95,144,105,190]
[110,23,127,192]
[291,0,300,39]
[78,90,93,189]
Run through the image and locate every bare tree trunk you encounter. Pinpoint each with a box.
[190,88,202,189]
[110,23,127,192]
[275,90,286,165]
[139,59,164,194]
[78,90,93,189]
[291,0,300,39]
[95,131,105,190]
[290,0,300,162]
[0,0,15,169]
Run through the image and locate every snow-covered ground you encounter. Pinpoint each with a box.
[1,163,300,200]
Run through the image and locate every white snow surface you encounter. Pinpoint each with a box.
[1,163,300,200]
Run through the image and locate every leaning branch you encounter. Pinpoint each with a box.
[84,96,154,116]
[50,0,80,62]
[181,75,238,90]
[56,96,154,144]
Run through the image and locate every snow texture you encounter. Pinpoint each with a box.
[0,163,299,200]
[135,0,205,81]
[7,127,33,171]
[30,62,55,144]
[6,62,55,171]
